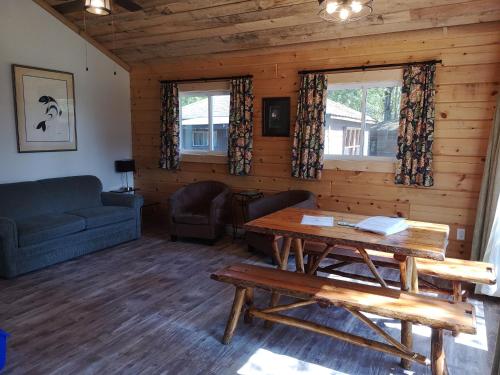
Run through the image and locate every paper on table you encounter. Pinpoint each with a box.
[301,215,334,227]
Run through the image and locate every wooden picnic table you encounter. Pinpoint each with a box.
[244,207,450,370]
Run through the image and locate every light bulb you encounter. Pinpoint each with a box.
[351,1,363,13]
[326,1,338,14]
[339,7,350,20]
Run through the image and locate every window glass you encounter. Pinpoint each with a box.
[179,92,229,154]
[325,82,401,159]
[211,95,230,153]
[325,88,363,156]
[365,86,401,157]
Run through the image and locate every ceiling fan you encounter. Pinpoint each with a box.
[54,0,143,15]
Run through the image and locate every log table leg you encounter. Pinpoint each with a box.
[395,254,415,370]
[431,328,449,375]
[222,287,246,344]
[271,237,283,269]
[452,281,462,302]
[266,237,293,328]
[293,238,305,273]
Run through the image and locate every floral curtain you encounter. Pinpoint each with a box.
[395,63,436,186]
[228,77,254,176]
[159,82,180,170]
[291,73,328,180]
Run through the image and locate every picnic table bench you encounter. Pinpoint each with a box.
[211,263,476,375]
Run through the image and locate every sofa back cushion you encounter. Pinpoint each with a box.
[0,181,55,220]
[38,175,103,213]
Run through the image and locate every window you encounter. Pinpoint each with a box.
[179,88,230,154]
[192,129,209,147]
[324,71,402,159]
[343,127,362,155]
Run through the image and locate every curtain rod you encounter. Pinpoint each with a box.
[160,75,253,84]
[298,60,442,75]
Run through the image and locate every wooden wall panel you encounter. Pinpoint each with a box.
[131,22,500,260]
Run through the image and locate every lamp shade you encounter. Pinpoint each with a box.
[115,159,136,173]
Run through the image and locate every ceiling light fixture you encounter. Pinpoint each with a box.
[318,0,373,23]
[85,0,111,16]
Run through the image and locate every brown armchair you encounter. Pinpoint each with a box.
[168,181,230,242]
[245,190,317,256]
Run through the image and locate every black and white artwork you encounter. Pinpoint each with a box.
[262,97,290,137]
[13,65,77,152]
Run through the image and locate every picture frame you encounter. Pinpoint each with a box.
[12,64,77,152]
[262,97,290,137]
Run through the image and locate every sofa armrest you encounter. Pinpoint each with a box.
[0,217,18,278]
[246,194,287,222]
[102,192,144,238]
[101,192,144,209]
[292,194,317,210]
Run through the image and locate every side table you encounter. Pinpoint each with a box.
[231,190,264,240]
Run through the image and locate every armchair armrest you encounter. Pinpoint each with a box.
[0,217,18,278]
[167,186,188,218]
[209,187,231,223]
[101,192,144,209]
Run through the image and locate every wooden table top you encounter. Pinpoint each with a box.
[244,207,449,261]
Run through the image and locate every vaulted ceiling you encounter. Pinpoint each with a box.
[44,0,500,65]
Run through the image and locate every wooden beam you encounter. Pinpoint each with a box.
[32,0,130,72]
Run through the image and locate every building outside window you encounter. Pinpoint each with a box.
[179,89,230,154]
[324,70,402,160]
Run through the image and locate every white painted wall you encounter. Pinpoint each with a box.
[0,0,132,190]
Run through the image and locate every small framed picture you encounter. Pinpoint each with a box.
[12,65,77,152]
[262,97,290,137]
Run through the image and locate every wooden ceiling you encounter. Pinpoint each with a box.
[44,0,500,65]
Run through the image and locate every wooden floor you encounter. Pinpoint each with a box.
[1,229,498,375]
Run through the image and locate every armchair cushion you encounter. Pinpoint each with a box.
[174,212,210,225]
[168,181,230,240]
[68,206,135,229]
[17,214,86,247]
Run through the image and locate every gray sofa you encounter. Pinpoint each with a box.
[0,175,143,278]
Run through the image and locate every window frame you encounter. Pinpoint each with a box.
[324,79,402,162]
[179,89,230,156]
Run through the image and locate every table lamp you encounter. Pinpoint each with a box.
[115,159,136,192]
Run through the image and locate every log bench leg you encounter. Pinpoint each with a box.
[451,281,463,337]
[222,287,246,344]
[396,255,415,370]
[431,329,449,375]
[244,288,254,324]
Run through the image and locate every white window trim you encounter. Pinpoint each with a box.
[325,78,401,162]
[179,89,230,156]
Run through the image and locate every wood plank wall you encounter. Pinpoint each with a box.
[130,22,500,259]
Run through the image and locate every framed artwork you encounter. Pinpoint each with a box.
[12,65,77,152]
[262,97,290,137]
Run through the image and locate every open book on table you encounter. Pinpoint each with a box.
[355,216,408,236]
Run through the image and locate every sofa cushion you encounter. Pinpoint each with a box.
[174,212,209,225]
[0,181,55,220]
[38,176,103,213]
[17,214,86,247]
[68,206,135,229]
